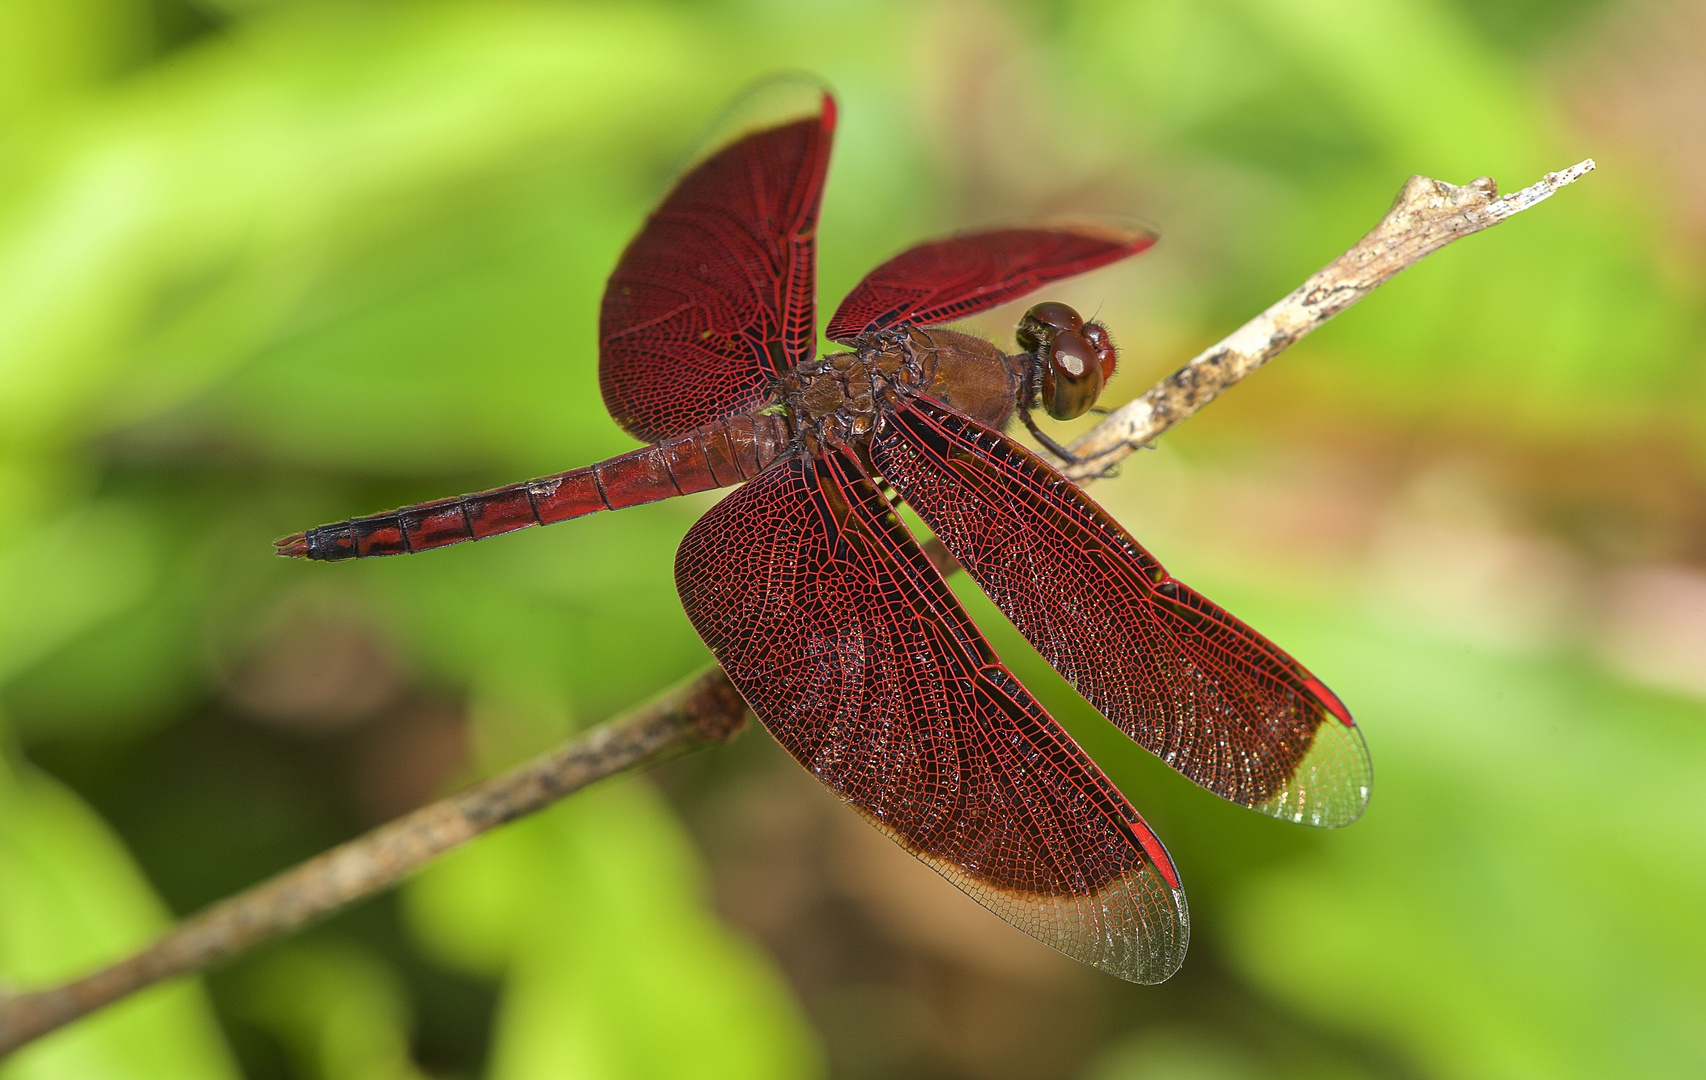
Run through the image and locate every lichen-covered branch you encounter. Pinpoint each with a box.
[1061,159,1596,479]
[0,159,1592,1060]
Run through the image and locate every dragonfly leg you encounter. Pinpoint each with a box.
[1020,407,1084,464]
[1017,407,1143,479]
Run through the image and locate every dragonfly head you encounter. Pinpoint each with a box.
[1015,302,1118,421]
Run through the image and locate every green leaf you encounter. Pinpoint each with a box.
[1224,615,1706,1079]
[0,2,710,450]
[0,502,159,696]
[0,0,150,123]
[223,940,430,1080]
[406,778,820,1080]
[0,751,237,1080]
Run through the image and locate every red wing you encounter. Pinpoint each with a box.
[675,446,1188,983]
[825,224,1156,343]
[599,78,835,443]
[871,398,1371,827]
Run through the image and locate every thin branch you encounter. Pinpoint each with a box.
[1062,159,1596,479]
[0,159,1591,1060]
[0,670,748,1057]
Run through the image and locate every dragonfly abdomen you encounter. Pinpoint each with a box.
[275,412,791,561]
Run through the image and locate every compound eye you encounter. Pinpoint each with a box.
[1015,301,1084,354]
[1029,301,1083,333]
[1041,329,1104,420]
[1082,321,1117,383]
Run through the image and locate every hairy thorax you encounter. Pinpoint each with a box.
[775,326,1026,455]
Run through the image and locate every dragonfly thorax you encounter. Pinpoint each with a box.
[775,325,1027,455]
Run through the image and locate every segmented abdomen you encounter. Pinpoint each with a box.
[276,412,791,561]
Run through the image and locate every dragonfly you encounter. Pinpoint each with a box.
[277,77,1371,984]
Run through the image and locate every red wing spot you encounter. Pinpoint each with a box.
[1127,822,1180,889]
[1303,676,1355,727]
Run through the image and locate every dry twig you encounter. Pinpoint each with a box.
[0,159,1593,1059]
[0,671,748,1056]
[1063,159,1596,477]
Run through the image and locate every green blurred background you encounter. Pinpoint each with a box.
[2,0,1703,1077]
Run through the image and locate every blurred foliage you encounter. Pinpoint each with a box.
[405,780,816,1080]
[224,941,431,1080]
[1,0,1703,1078]
[0,755,237,1079]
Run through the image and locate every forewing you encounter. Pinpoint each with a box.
[871,398,1372,827]
[675,447,1188,983]
[825,224,1155,343]
[599,77,835,442]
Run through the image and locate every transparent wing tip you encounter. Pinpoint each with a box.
[1256,718,1374,828]
[682,72,835,174]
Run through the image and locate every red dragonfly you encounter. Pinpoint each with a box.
[278,78,1371,983]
